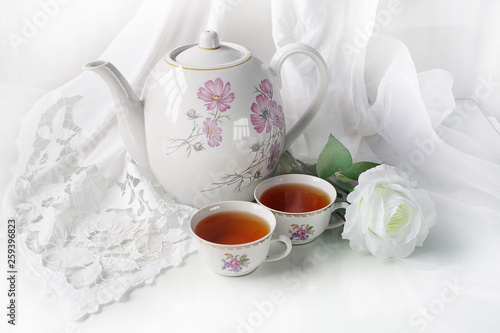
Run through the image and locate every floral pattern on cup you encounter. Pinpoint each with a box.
[222,253,250,273]
[166,78,284,192]
[289,224,315,242]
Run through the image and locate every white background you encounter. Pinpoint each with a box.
[1,1,500,332]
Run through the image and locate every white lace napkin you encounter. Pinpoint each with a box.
[9,79,197,319]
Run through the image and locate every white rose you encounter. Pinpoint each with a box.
[342,164,436,259]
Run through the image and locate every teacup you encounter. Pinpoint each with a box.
[254,174,349,244]
[189,201,292,276]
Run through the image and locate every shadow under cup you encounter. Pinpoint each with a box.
[254,174,349,244]
[189,201,292,276]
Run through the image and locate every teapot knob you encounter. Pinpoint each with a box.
[199,30,220,50]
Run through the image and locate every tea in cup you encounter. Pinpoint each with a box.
[190,201,292,276]
[254,174,349,244]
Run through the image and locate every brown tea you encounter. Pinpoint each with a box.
[195,211,270,245]
[259,183,331,213]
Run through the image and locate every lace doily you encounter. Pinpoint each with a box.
[10,93,197,319]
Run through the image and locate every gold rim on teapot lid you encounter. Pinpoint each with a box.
[165,30,252,71]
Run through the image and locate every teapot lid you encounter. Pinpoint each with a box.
[165,31,252,70]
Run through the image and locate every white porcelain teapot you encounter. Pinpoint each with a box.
[84,31,328,207]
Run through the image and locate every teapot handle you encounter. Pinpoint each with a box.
[269,44,328,151]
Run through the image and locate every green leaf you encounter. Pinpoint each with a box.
[277,152,304,174]
[333,171,355,183]
[339,161,379,181]
[316,134,352,179]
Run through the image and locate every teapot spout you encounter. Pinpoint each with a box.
[83,60,149,169]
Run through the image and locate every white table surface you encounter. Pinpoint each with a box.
[1,86,500,333]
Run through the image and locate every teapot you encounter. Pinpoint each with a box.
[83,31,328,207]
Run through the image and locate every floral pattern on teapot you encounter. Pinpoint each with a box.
[166,78,284,193]
[166,78,234,155]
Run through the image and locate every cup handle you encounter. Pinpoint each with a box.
[264,234,293,262]
[325,202,350,229]
[269,43,329,151]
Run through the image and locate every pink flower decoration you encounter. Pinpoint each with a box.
[229,259,241,271]
[250,94,272,133]
[295,228,307,239]
[259,79,273,96]
[270,101,284,130]
[203,117,222,147]
[267,139,280,170]
[197,78,235,112]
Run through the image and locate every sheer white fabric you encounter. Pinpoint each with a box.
[271,0,500,211]
[2,0,500,324]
